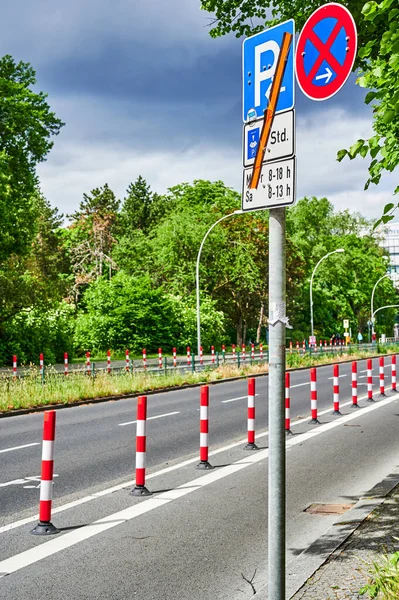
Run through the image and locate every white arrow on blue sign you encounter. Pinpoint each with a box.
[242,19,295,123]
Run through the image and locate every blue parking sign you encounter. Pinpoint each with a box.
[243,20,295,122]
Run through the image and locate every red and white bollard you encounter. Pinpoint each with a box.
[187,346,191,366]
[40,353,44,377]
[199,346,203,365]
[31,411,59,535]
[351,361,359,408]
[64,352,68,376]
[367,358,374,402]
[332,364,341,414]
[324,340,327,348]
[289,341,293,353]
[232,344,236,361]
[197,385,212,469]
[131,396,151,496]
[158,348,162,369]
[125,349,130,372]
[309,367,319,424]
[392,355,397,392]
[296,340,299,352]
[211,345,215,364]
[319,340,322,351]
[285,372,293,434]
[107,350,111,374]
[260,343,263,360]
[330,340,333,349]
[86,352,90,375]
[251,343,255,361]
[379,356,386,396]
[242,344,246,362]
[173,347,177,368]
[13,355,17,379]
[245,378,258,450]
[302,340,306,353]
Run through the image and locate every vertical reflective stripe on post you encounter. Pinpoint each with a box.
[31,411,59,535]
[64,353,68,376]
[173,347,177,368]
[211,346,215,364]
[245,378,258,450]
[187,346,191,366]
[107,350,111,374]
[260,343,263,360]
[379,356,386,396]
[86,352,90,375]
[125,349,130,372]
[351,361,359,407]
[197,385,212,469]
[40,353,44,377]
[232,345,236,361]
[296,341,299,352]
[332,364,341,415]
[242,344,246,362]
[324,340,327,348]
[285,372,292,434]
[158,348,162,369]
[392,355,397,391]
[131,396,151,496]
[13,355,17,379]
[309,367,319,424]
[367,358,374,402]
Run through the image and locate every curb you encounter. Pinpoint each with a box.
[0,352,393,419]
[252,466,399,599]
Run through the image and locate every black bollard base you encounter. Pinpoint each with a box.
[131,485,152,497]
[332,410,342,416]
[196,460,213,470]
[308,418,321,425]
[351,403,360,408]
[367,398,376,402]
[31,521,59,536]
[244,442,259,450]
[379,393,387,397]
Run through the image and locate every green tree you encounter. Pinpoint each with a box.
[200,0,399,205]
[0,55,64,260]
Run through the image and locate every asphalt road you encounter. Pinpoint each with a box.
[0,356,398,599]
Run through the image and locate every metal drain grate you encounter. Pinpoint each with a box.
[304,503,354,515]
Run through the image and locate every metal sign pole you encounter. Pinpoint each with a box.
[268,207,286,600]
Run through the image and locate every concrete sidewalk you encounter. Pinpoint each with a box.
[253,472,399,600]
[291,482,399,599]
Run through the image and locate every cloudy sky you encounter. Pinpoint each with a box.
[2,0,396,219]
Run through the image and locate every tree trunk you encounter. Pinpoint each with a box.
[256,303,264,343]
[237,313,243,347]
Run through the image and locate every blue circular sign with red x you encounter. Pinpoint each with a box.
[295,3,357,101]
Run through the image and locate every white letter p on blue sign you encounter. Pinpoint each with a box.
[242,19,295,122]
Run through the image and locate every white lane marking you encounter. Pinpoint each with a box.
[1,389,397,536]
[328,374,348,380]
[1,393,399,578]
[0,474,59,489]
[222,394,259,404]
[118,411,180,426]
[291,382,309,389]
[0,443,39,455]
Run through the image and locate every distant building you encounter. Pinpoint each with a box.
[379,222,399,281]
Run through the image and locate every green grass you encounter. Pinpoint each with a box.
[1,345,398,413]
[360,550,399,598]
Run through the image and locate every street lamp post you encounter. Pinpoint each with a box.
[371,304,399,342]
[310,249,345,342]
[196,210,243,357]
[370,273,390,342]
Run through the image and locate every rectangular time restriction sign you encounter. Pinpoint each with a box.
[242,157,296,211]
[243,109,295,167]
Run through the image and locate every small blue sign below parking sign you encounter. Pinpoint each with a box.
[242,20,295,122]
[247,128,260,161]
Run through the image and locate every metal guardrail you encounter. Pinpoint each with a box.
[3,341,399,382]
